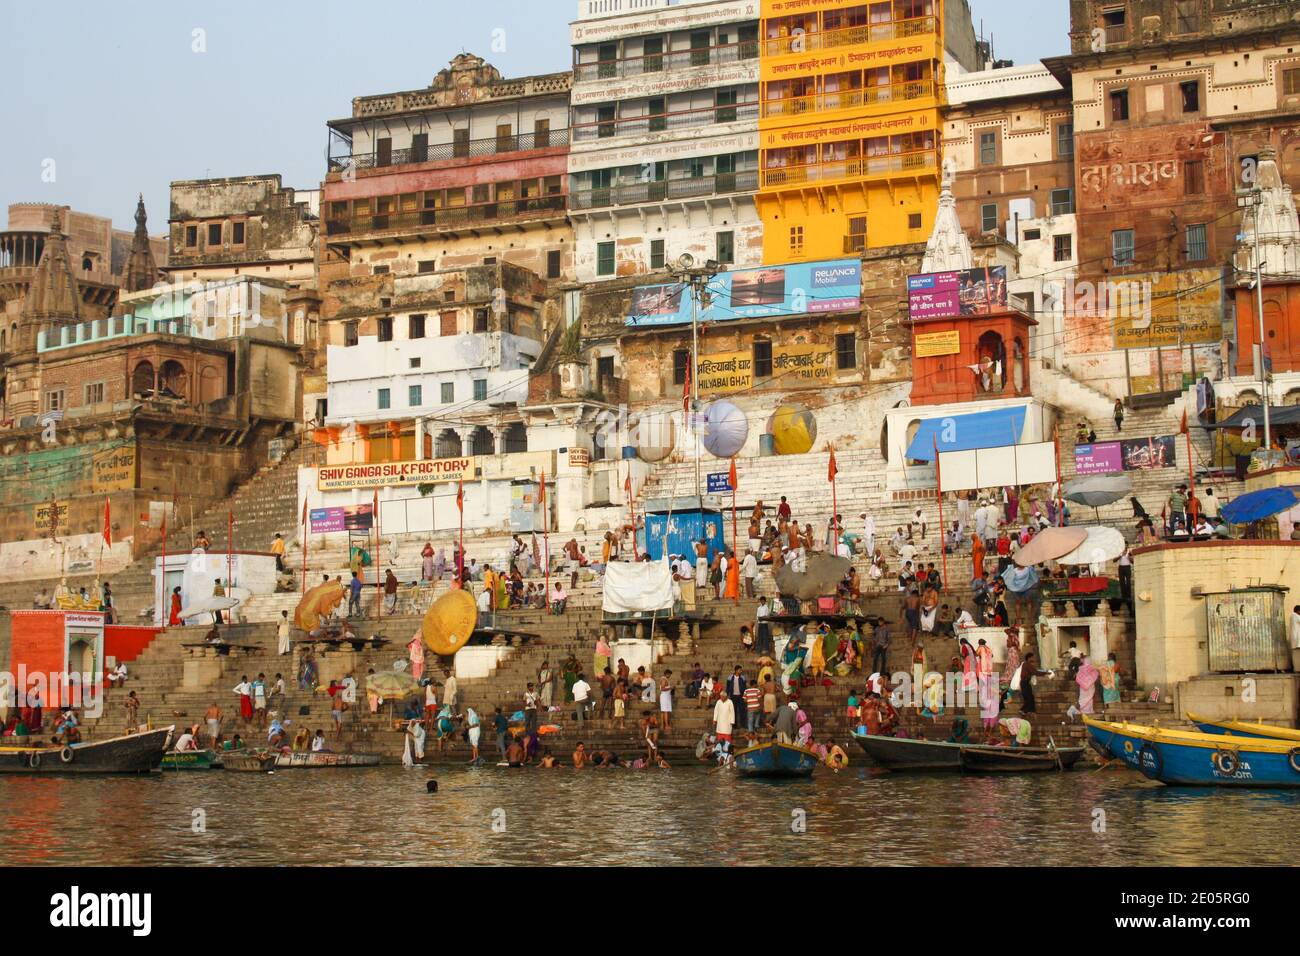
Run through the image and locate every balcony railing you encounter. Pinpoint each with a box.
[574,39,758,82]
[325,195,567,237]
[761,149,936,188]
[573,101,759,142]
[760,79,934,118]
[569,170,759,210]
[328,128,570,173]
[762,16,937,57]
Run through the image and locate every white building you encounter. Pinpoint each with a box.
[568,0,763,281]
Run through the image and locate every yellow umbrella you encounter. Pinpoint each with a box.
[421,589,478,656]
[294,580,345,632]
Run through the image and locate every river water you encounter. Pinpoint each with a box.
[1,764,1295,866]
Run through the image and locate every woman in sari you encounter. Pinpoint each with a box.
[868,548,886,582]
[958,637,977,690]
[562,656,579,703]
[1001,626,1022,690]
[168,586,183,626]
[407,634,425,681]
[1098,652,1123,706]
[1019,652,1041,714]
[946,717,971,743]
[921,674,945,719]
[421,542,435,582]
[971,532,986,581]
[975,638,994,677]
[795,708,813,747]
[593,635,611,681]
[495,571,509,610]
[807,632,826,679]
[999,716,1033,747]
[1075,655,1100,714]
[979,673,1000,737]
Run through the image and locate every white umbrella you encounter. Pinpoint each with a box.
[1055,526,1126,566]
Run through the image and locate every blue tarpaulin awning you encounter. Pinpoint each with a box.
[1220,486,1300,524]
[905,407,1027,462]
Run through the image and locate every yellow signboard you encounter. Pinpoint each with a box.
[91,445,137,493]
[316,457,472,492]
[915,329,960,358]
[761,40,935,81]
[698,344,834,394]
[35,500,70,534]
[1105,268,1224,350]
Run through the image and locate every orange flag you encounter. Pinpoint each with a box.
[301,496,308,526]
[827,447,838,483]
[456,475,465,513]
[728,457,738,492]
[539,470,546,506]
[1179,408,1189,434]
[102,497,112,548]
[682,356,692,418]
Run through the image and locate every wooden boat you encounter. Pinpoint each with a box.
[1186,712,1300,743]
[0,726,173,774]
[161,748,220,770]
[733,740,819,778]
[852,732,1083,771]
[221,750,278,772]
[1084,715,1300,787]
[274,750,381,768]
[959,745,1084,773]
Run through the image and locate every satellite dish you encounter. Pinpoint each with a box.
[675,253,695,271]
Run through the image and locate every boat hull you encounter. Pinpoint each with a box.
[959,747,1084,773]
[733,741,818,778]
[1186,713,1300,743]
[161,749,219,770]
[274,751,381,768]
[1085,717,1300,787]
[0,726,173,774]
[853,732,1083,771]
[221,751,278,772]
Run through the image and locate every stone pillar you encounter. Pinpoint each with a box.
[456,427,474,457]
[414,418,426,460]
[489,426,506,455]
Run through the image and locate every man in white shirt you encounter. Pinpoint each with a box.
[341,672,357,725]
[1201,487,1218,519]
[860,512,875,557]
[712,690,736,758]
[277,610,292,655]
[572,674,592,727]
[443,669,459,714]
[899,539,918,567]
[741,549,758,598]
[952,606,976,637]
[173,729,198,752]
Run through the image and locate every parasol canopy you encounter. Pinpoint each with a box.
[421,588,478,656]
[774,552,851,600]
[294,579,345,632]
[1063,474,1133,508]
[1220,486,1300,525]
[1055,526,1127,565]
[1013,526,1088,567]
[366,670,419,698]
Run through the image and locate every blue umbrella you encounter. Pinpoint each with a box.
[1220,487,1300,524]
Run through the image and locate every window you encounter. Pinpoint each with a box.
[1285,69,1300,96]
[1050,188,1074,215]
[716,230,734,264]
[207,223,222,246]
[1110,89,1129,122]
[1023,229,1042,241]
[1053,234,1073,262]
[409,314,426,339]
[1174,0,1201,34]
[409,385,423,406]
[597,42,617,79]
[1112,229,1135,265]
[908,212,923,230]
[496,123,514,151]
[473,379,487,401]
[376,137,392,166]
[232,221,245,245]
[377,317,393,342]
[789,225,804,256]
[1180,81,1200,113]
[846,216,867,252]
[411,132,429,163]
[835,332,857,371]
[648,97,667,132]
[753,340,773,379]
[650,239,666,270]
[978,131,997,166]
[597,240,615,276]
[441,382,454,403]
[1186,223,1208,262]
[473,308,489,333]
[344,321,359,347]
[715,89,738,123]
[1184,159,1204,196]
[84,382,105,404]
[1056,121,1074,158]
[739,24,758,58]
[418,259,435,274]
[672,348,690,386]
[185,225,198,247]
[981,203,999,233]
[1102,7,1127,43]
[690,30,710,67]
[440,311,457,336]
[533,119,549,148]
[643,37,664,72]
[44,389,64,412]
[453,128,469,158]
[410,357,422,369]
[597,105,616,139]
[377,388,391,410]
[547,249,562,279]
[372,265,389,276]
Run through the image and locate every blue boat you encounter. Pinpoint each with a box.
[1084,716,1300,787]
[1186,713,1300,743]
[733,741,819,778]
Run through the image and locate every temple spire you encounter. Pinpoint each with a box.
[123,194,159,293]
[25,207,81,323]
[921,158,974,275]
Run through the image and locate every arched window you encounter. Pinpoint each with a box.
[976,330,1005,393]
[469,426,494,457]
[434,429,462,459]
[502,422,528,454]
[131,361,155,397]
[160,360,188,400]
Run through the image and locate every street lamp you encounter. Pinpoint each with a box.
[670,253,721,500]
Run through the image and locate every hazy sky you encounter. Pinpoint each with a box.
[0,1,1070,232]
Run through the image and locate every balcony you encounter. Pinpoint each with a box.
[762,16,937,57]
[573,101,759,143]
[760,79,935,118]
[328,128,570,173]
[569,170,759,211]
[761,149,936,189]
[324,195,567,239]
[574,39,758,82]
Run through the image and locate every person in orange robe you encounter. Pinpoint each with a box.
[971,532,986,583]
[724,551,740,601]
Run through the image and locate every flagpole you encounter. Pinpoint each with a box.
[1053,425,1063,527]
[227,509,233,605]
[625,465,639,560]
[1182,411,1198,525]
[540,471,549,601]
[457,476,465,584]
[933,438,948,592]
[372,489,381,619]
[828,445,838,545]
[301,497,309,595]
[160,508,168,628]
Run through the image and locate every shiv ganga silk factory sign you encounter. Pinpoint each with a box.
[316,457,472,491]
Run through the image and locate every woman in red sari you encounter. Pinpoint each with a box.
[168,586,183,626]
[970,532,986,582]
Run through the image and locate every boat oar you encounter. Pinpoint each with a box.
[1048,733,1063,772]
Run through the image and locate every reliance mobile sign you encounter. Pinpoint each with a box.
[316,457,471,491]
[626,259,861,327]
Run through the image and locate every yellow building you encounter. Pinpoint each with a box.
[757,0,980,263]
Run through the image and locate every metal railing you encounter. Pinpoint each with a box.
[761,149,936,188]
[572,100,759,141]
[328,128,570,172]
[569,170,759,210]
[325,195,567,236]
[762,16,936,57]
[574,39,758,82]
[760,79,934,117]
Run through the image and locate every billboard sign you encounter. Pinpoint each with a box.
[907,266,1008,321]
[625,259,861,327]
[1073,436,1177,475]
[309,504,374,534]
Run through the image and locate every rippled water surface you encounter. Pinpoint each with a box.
[0,764,1295,866]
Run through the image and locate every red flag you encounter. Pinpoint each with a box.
[1179,408,1188,434]
[682,356,692,418]
[302,496,308,526]
[372,489,379,527]
[456,476,464,513]
[102,497,112,548]
[728,457,738,492]
[539,471,546,506]
[624,473,632,495]
[827,447,838,483]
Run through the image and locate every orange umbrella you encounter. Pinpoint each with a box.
[1013,526,1089,567]
[294,579,345,631]
[421,589,478,656]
